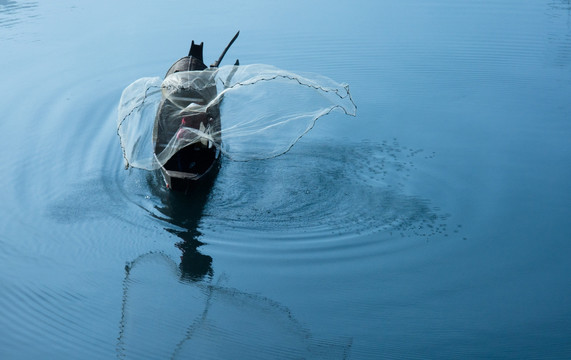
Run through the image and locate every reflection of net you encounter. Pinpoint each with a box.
[117,64,356,170]
[117,252,352,359]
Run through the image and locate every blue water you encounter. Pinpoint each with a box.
[1,0,570,358]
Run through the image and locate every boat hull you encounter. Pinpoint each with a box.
[153,40,222,191]
[155,145,220,192]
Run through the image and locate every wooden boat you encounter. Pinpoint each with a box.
[153,32,239,191]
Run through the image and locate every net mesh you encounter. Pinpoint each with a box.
[117,64,357,170]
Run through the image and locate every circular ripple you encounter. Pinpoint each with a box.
[0,281,115,359]
[197,139,449,242]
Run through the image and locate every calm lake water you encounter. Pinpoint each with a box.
[1,0,570,359]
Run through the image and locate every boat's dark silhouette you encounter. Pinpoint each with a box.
[154,32,239,191]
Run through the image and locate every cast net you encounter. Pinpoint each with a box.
[117,64,357,170]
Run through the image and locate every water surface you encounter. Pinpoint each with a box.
[1,0,570,359]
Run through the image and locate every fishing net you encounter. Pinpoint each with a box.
[117,64,356,170]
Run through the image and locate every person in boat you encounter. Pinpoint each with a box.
[153,32,239,191]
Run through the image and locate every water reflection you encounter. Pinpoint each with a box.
[117,161,354,358]
[147,169,219,282]
[118,244,351,359]
[48,137,451,358]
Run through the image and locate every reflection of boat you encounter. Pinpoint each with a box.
[147,169,218,282]
[153,32,239,191]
